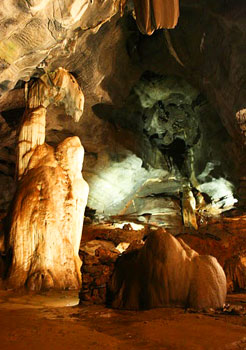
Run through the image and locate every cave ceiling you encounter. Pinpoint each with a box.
[0,0,246,227]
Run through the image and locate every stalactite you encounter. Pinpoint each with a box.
[27,67,84,122]
[133,0,180,35]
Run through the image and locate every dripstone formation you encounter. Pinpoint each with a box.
[0,0,246,309]
[109,229,227,310]
[5,68,88,290]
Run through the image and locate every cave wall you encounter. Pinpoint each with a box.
[0,0,246,294]
[136,0,246,167]
[0,0,245,222]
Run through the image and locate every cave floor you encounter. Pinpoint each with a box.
[0,291,245,350]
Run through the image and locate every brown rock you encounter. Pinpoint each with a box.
[94,276,108,287]
[125,239,144,253]
[82,265,101,274]
[109,229,226,310]
[224,255,246,292]
[82,273,94,285]
[96,247,119,264]
[80,240,116,256]
[82,254,100,266]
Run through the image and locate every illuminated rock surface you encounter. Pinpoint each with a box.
[109,229,226,310]
[178,211,246,292]
[0,0,121,93]
[7,137,88,290]
[5,69,88,290]
[0,1,243,227]
[133,0,179,35]
[0,2,246,348]
[0,0,245,295]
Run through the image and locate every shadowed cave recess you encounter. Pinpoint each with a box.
[0,0,246,322]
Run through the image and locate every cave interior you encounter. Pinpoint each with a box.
[0,1,246,349]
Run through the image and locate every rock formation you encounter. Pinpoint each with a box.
[0,1,241,227]
[0,0,245,295]
[133,0,180,35]
[0,0,122,94]
[80,240,120,304]
[5,68,89,290]
[182,185,198,230]
[17,67,84,179]
[224,255,246,292]
[109,229,227,310]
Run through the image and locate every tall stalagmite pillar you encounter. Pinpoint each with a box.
[6,68,89,290]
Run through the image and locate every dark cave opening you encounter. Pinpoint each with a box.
[160,137,187,173]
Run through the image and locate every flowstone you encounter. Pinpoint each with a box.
[109,229,227,310]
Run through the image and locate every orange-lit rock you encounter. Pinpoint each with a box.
[8,138,88,290]
[27,67,84,122]
[182,186,198,230]
[109,229,226,310]
[133,0,179,35]
[5,69,88,290]
[17,106,46,180]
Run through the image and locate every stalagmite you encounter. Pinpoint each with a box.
[109,229,227,310]
[133,0,180,35]
[17,106,46,179]
[5,68,88,290]
[182,185,198,230]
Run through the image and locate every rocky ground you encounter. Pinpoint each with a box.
[0,290,245,350]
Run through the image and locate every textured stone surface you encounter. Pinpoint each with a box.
[0,1,243,224]
[225,255,246,292]
[4,69,88,290]
[109,229,226,310]
[133,0,179,35]
[160,1,246,156]
[0,0,121,94]
[80,240,120,304]
[7,139,88,290]
[82,222,146,246]
[0,114,16,210]
[0,1,245,270]
[178,211,246,292]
